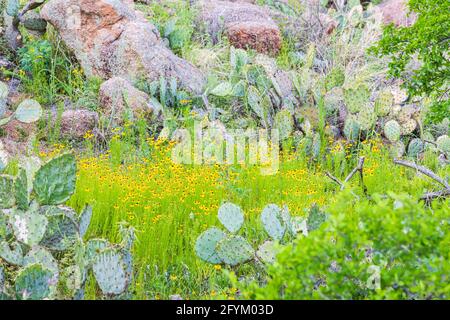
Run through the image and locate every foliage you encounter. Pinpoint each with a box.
[0,153,134,300]
[240,192,450,299]
[371,0,450,121]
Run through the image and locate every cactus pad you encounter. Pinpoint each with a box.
[92,249,128,295]
[407,138,425,158]
[400,119,417,135]
[216,235,254,266]
[85,239,110,265]
[357,104,377,131]
[10,211,48,246]
[0,240,23,265]
[261,204,286,240]
[384,120,401,142]
[389,141,406,158]
[274,109,294,141]
[79,205,92,238]
[15,99,42,124]
[218,202,244,233]
[0,175,15,208]
[6,0,19,17]
[344,117,361,141]
[325,67,345,91]
[256,240,278,264]
[15,168,29,210]
[375,90,393,117]
[436,135,450,155]
[40,206,79,251]
[195,227,226,264]
[34,153,77,205]
[344,84,370,114]
[210,82,233,97]
[15,264,53,300]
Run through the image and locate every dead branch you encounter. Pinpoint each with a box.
[393,159,450,204]
[393,159,450,189]
[326,157,367,195]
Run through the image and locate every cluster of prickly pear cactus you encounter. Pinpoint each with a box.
[195,202,327,266]
[4,0,48,49]
[195,202,253,266]
[0,153,134,300]
[0,81,43,169]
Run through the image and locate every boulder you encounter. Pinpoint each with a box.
[195,0,282,55]
[377,0,416,27]
[40,0,205,93]
[99,77,161,125]
[60,109,98,140]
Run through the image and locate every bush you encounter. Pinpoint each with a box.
[240,191,450,299]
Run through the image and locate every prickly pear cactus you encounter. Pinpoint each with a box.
[0,175,15,208]
[78,205,93,239]
[6,0,20,17]
[15,99,43,124]
[400,119,417,135]
[374,90,393,117]
[384,120,401,142]
[92,249,129,295]
[33,154,76,205]
[261,204,286,241]
[39,206,79,251]
[436,135,450,155]
[216,235,254,266]
[389,141,406,158]
[15,169,29,211]
[407,138,425,158]
[0,241,24,265]
[14,264,53,300]
[344,117,361,141]
[256,240,278,264]
[357,104,377,131]
[195,227,226,264]
[274,109,294,141]
[218,202,244,233]
[344,84,370,114]
[10,210,48,246]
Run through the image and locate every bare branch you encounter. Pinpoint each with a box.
[393,159,450,189]
[420,189,450,203]
[344,157,365,183]
[325,172,344,189]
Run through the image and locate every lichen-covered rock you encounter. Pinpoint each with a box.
[41,0,205,93]
[60,109,98,140]
[196,0,282,55]
[99,77,161,125]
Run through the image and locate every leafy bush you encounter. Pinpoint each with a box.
[240,191,450,299]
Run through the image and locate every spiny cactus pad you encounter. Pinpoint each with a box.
[6,0,19,17]
[0,240,24,265]
[33,153,77,205]
[23,246,59,277]
[10,211,48,246]
[15,99,42,124]
[195,227,226,264]
[92,249,128,295]
[210,82,233,97]
[15,169,29,211]
[325,67,345,91]
[389,141,405,158]
[79,205,93,238]
[407,138,425,158]
[218,202,244,233]
[375,90,394,117]
[216,235,254,266]
[344,117,361,141]
[261,204,286,241]
[357,104,377,131]
[274,109,294,141]
[15,264,53,300]
[436,135,450,155]
[344,84,370,114]
[85,239,110,265]
[0,175,15,208]
[400,119,417,135]
[256,240,278,264]
[0,81,8,100]
[40,206,79,251]
[384,120,401,142]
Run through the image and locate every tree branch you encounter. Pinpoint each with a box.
[393,159,450,189]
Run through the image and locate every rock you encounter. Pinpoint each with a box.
[0,112,36,158]
[41,0,205,93]
[377,0,416,27]
[60,109,98,140]
[195,0,282,55]
[99,77,161,125]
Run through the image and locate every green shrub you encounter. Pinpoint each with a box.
[240,191,450,299]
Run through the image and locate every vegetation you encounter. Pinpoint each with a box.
[0,0,448,300]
